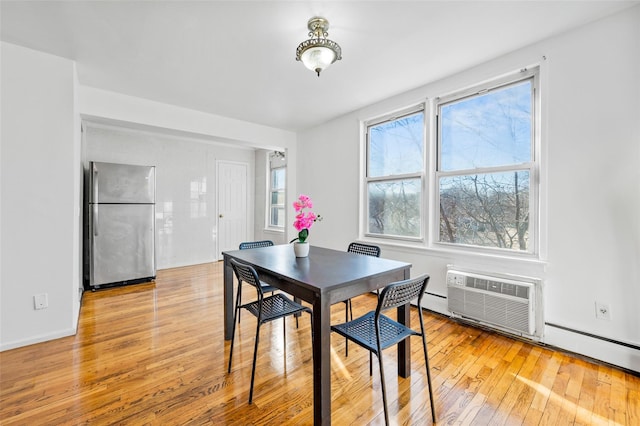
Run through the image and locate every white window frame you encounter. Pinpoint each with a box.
[363,105,427,242]
[434,68,540,256]
[267,152,286,230]
[359,67,542,259]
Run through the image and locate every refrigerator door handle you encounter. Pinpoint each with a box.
[93,204,99,236]
[93,167,99,204]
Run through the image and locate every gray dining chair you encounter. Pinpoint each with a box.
[236,240,277,324]
[227,258,313,403]
[343,242,381,356]
[331,274,436,425]
[239,240,275,250]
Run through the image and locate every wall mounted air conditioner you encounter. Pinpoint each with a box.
[447,269,540,338]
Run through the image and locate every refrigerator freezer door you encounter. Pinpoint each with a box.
[90,204,156,286]
[91,162,155,204]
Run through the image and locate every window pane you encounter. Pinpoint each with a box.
[272,168,285,189]
[439,171,530,250]
[271,190,284,205]
[440,80,532,171]
[271,207,285,227]
[369,112,424,177]
[269,166,285,227]
[368,178,421,237]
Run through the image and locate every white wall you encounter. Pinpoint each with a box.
[3,8,637,372]
[79,86,295,151]
[1,43,298,351]
[541,6,640,370]
[297,7,640,371]
[1,42,81,350]
[79,87,300,244]
[84,123,256,269]
[254,150,269,242]
[254,150,287,245]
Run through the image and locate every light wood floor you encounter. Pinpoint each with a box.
[1,262,638,425]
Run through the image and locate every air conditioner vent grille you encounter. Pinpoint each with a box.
[447,269,537,336]
[464,277,529,299]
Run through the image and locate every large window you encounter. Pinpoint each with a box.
[365,108,424,239]
[361,68,539,255]
[437,69,538,253]
[268,152,286,228]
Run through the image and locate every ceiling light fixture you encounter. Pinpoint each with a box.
[295,17,342,77]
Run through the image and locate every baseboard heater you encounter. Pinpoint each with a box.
[447,268,540,338]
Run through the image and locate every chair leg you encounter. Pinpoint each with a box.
[421,329,437,422]
[345,299,351,356]
[417,309,436,422]
[227,304,240,373]
[236,283,243,324]
[294,297,300,328]
[283,317,286,348]
[376,349,390,426]
[248,321,262,404]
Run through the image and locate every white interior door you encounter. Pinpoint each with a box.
[217,161,248,258]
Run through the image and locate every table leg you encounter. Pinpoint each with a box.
[398,267,411,377]
[223,256,233,340]
[312,296,332,425]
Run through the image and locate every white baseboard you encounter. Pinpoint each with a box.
[417,293,639,374]
[0,327,76,352]
[417,292,450,316]
[543,324,640,373]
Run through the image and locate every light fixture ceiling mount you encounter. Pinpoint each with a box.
[295,16,342,77]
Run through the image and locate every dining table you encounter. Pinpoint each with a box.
[222,244,413,425]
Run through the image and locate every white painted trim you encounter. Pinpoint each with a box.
[78,85,296,149]
[0,327,77,352]
[419,293,450,316]
[543,325,640,373]
[420,294,640,373]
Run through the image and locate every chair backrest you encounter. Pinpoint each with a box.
[230,258,264,298]
[239,240,274,250]
[347,242,381,258]
[376,274,430,315]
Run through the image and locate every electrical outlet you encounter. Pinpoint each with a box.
[595,302,611,321]
[34,293,48,310]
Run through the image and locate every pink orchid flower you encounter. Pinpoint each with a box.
[290,194,322,243]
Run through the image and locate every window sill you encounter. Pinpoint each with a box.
[263,227,284,234]
[359,237,547,268]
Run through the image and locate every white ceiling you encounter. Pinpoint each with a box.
[2,1,637,132]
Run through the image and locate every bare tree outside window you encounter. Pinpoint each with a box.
[439,171,529,249]
[438,75,535,251]
[368,178,421,236]
[361,68,538,252]
[367,111,424,239]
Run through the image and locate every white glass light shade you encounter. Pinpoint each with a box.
[300,46,337,75]
[295,17,341,76]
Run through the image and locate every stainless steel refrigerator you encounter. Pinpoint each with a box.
[85,161,156,289]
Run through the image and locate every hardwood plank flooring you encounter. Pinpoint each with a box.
[1,262,639,425]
